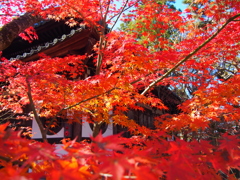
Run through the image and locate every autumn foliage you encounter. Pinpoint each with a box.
[0,0,240,179]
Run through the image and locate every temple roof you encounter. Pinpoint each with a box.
[2,20,99,61]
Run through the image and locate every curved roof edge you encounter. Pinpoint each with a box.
[10,26,85,61]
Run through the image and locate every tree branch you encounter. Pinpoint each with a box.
[95,0,111,75]
[141,13,240,95]
[26,78,47,142]
[65,87,116,111]
[0,155,28,167]
[109,0,129,32]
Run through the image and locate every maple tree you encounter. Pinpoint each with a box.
[0,0,240,179]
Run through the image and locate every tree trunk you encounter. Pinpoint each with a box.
[0,13,42,51]
[92,121,103,137]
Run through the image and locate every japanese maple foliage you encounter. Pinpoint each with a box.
[0,0,240,179]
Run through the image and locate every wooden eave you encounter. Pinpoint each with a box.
[22,29,92,61]
[2,20,100,62]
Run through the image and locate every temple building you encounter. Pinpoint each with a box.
[2,19,181,143]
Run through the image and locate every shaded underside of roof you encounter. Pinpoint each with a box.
[2,20,99,61]
[151,86,182,113]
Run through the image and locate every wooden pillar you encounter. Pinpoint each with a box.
[72,121,82,142]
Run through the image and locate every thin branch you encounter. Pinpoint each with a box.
[0,110,14,121]
[103,0,111,24]
[141,13,240,95]
[99,0,104,21]
[109,0,129,32]
[108,0,140,22]
[26,78,47,142]
[96,36,104,75]
[64,3,95,28]
[65,87,116,111]
[0,155,28,167]
[0,155,11,162]
[49,71,150,126]
[96,0,111,75]
[0,14,21,17]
